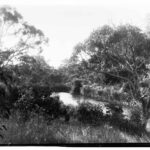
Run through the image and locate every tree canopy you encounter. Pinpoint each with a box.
[67,25,150,84]
[0,6,49,67]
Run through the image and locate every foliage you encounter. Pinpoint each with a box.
[77,102,104,124]
[66,24,150,88]
[81,84,131,104]
[76,99,146,136]
[35,96,64,120]
[50,84,70,93]
[62,24,150,129]
[14,87,36,121]
[0,6,52,118]
[14,87,72,122]
[130,107,143,126]
[0,6,48,68]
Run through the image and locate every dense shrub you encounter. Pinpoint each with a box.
[31,84,52,101]
[0,81,11,119]
[81,85,98,98]
[50,84,70,93]
[77,102,104,124]
[36,96,64,119]
[81,84,131,104]
[105,103,144,136]
[14,88,36,121]
[130,107,142,126]
[34,94,77,122]
[12,83,72,122]
[9,86,19,105]
[81,84,110,100]
[105,103,123,114]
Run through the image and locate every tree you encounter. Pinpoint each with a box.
[0,6,49,112]
[69,24,150,128]
[14,55,50,86]
[0,6,49,67]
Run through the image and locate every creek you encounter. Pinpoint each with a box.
[57,92,131,119]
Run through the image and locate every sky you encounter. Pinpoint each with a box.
[1,0,150,68]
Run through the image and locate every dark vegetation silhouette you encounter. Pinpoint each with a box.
[71,79,82,95]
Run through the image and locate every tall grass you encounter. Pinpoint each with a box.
[0,112,127,144]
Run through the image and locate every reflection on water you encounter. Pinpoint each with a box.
[57,92,79,106]
[57,92,99,106]
[57,92,104,106]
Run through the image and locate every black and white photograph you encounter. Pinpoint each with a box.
[0,0,150,146]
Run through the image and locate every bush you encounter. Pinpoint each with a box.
[50,84,70,93]
[14,88,36,121]
[105,103,144,136]
[9,86,19,105]
[81,85,98,98]
[130,107,142,126]
[105,103,123,114]
[34,95,62,119]
[32,84,52,99]
[35,94,77,122]
[77,102,104,124]
[81,84,108,99]
[13,83,72,122]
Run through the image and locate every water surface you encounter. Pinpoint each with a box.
[57,92,131,118]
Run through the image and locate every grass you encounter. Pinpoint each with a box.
[0,112,128,144]
[0,110,150,144]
